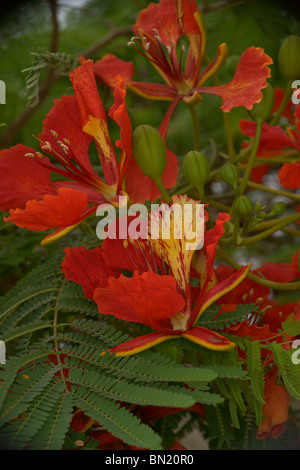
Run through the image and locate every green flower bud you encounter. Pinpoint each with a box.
[226,55,240,76]
[249,84,274,124]
[221,162,239,188]
[270,201,287,216]
[278,35,300,81]
[182,151,210,188]
[132,124,167,180]
[236,195,254,218]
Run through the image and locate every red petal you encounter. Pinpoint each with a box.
[93,54,135,88]
[257,367,289,440]
[69,60,106,125]
[70,409,94,433]
[190,213,230,323]
[134,0,200,45]
[93,270,186,330]
[62,246,120,300]
[128,81,177,101]
[263,301,297,333]
[193,265,251,324]
[215,264,270,305]
[182,326,235,351]
[39,95,97,177]
[197,47,272,112]
[257,261,299,283]
[204,212,230,283]
[197,43,228,86]
[228,320,273,341]
[69,60,119,186]
[279,162,300,190]
[100,214,145,271]
[240,120,296,151]
[133,0,182,46]
[4,187,89,231]
[292,252,300,278]
[250,164,270,184]
[102,332,178,357]
[0,144,55,211]
[178,0,202,35]
[108,78,132,190]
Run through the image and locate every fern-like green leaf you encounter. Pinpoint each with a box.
[71,386,162,450]
[280,319,300,337]
[271,342,300,399]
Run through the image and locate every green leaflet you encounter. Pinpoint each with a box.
[280,319,300,337]
[245,340,265,405]
[198,303,258,330]
[71,387,162,450]
[22,48,78,108]
[29,388,74,450]
[271,342,300,400]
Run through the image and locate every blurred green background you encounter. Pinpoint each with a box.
[0,0,300,295]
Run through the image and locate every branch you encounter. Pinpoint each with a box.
[201,0,254,14]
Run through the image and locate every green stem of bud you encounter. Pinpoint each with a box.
[248,215,296,232]
[223,112,236,163]
[189,103,201,151]
[245,180,300,202]
[239,121,263,196]
[196,185,206,203]
[270,79,293,126]
[240,212,300,246]
[217,247,300,291]
[153,175,172,204]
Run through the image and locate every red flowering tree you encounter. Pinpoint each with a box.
[0,0,300,451]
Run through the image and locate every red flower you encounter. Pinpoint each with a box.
[0,61,132,243]
[62,196,251,356]
[126,0,272,135]
[0,60,177,242]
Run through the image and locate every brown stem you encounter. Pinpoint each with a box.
[49,0,59,53]
[201,0,252,13]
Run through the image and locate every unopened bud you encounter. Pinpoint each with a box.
[132,125,167,180]
[236,195,253,218]
[278,35,300,81]
[249,84,274,124]
[270,201,287,216]
[182,151,210,188]
[221,162,239,188]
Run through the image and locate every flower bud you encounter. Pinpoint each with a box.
[270,201,287,216]
[249,84,274,124]
[132,124,167,180]
[236,195,253,218]
[221,162,239,188]
[278,35,300,81]
[182,151,210,188]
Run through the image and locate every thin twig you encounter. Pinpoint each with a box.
[201,0,253,14]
